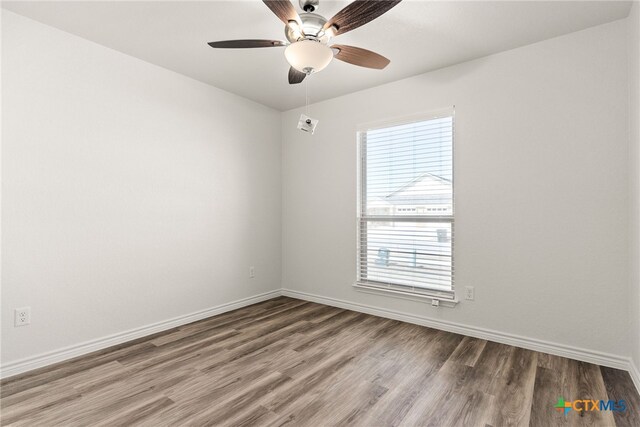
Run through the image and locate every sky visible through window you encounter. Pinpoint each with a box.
[366,117,453,203]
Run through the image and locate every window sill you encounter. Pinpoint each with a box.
[353,282,458,307]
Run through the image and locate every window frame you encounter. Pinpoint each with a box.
[355,109,457,303]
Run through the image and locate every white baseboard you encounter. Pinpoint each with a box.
[281,288,631,371]
[4,286,639,397]
[0,290,281,380]
[630,359,640,396]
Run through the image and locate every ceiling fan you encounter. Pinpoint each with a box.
[208,0,402,84]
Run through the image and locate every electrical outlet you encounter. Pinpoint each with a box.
[249,266,255,278]
[465,286,474,301]
[15,307,31,327]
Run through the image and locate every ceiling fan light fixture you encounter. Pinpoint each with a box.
[286,20,304,41]
[324,25,338,39]
[285,40,333,74]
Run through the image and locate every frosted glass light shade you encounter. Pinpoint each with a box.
[285,40,333,74]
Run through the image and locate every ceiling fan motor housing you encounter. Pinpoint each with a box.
[285,12,328,42]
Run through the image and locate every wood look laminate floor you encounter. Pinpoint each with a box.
[1,297,639,427]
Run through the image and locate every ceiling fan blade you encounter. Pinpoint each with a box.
[208,39,287,49]
[332,44,390,69]
[324,0,402,36]
[288,67,306,84]
[263,0,302,25]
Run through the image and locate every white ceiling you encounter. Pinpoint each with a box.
[2,1,632,111]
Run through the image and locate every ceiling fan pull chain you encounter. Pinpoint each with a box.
[305,77,310,116]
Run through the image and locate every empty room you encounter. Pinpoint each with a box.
[1,0,639,425]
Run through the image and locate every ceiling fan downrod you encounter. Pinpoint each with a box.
[299,0,319,13]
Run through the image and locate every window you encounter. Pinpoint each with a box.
[357,111,454,300]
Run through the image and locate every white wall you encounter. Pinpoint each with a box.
[629,2,640,377]
[282,20,630,358]
[1,11,281,366]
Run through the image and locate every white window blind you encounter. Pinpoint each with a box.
[357,112,454,299]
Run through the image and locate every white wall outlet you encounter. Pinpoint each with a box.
[15,307,31,327]
[465,286,475,301]
[431,299,440,307]
[249,266,255,278]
